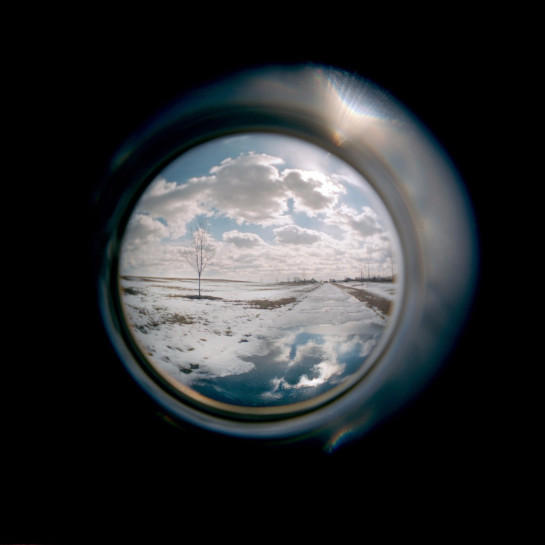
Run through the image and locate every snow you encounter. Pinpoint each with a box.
[119,276,397,406]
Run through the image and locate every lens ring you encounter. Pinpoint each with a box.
[97,65,478,444]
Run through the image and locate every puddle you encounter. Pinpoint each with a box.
[189,326,383,407]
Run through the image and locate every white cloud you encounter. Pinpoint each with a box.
[273,224,322,245]
[197,152,289,226]
[282,169,345,217]
[132,154,381,247]
[130,152,290,244]
[122,213,169,250]
[222,230,264,248]
[136,178,208,239]
[120,239,185,277]
[327,204,383,237]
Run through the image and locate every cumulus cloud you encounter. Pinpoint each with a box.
[132,152,289,241]
[195,152,289,226]
[122,213,169,249]
[283,169,345,216]
[222,230,264,248]
[133,156,356,243]
[273,224,322,245]
[328,205,383,237]
[136,178,208,239]
[131,154,375,247]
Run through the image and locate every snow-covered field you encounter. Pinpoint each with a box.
[120,277,396,407]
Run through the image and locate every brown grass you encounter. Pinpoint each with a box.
[245,297,297,310]
[164,313,195,325]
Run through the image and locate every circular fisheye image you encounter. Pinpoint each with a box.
[118,133,402,413]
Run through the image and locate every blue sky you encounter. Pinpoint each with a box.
[120,133,399,281]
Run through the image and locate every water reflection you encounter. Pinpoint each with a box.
[191,328,384,407]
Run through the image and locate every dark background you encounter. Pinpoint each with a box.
[5,13,505,542]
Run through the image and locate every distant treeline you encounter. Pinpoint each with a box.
[280,276,396,284]
[339,276,396,283]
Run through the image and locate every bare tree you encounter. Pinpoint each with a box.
[182,219,215,298]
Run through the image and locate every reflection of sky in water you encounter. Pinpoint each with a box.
[190,326,382,407]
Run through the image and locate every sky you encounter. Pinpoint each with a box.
[119,133,400,282]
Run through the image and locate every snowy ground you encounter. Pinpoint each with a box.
[120,277,396,407]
